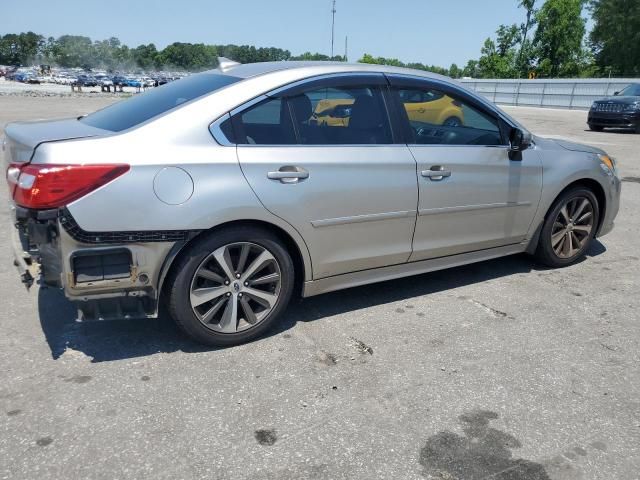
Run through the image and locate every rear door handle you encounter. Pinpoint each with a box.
[421,166,451,181]
[267,166,309,183]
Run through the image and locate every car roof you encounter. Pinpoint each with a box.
[214,61,452,83]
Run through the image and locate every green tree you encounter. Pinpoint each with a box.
[516,0,538,77]
[132,43,159,70]
[533,0,587,77]
[477,36,517,78]
[0,32,43,65]
[462,59,480,78]
[589,0,640,76]
[51,35,95,68]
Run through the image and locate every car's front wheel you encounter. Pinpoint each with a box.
[588,124,604,132]
[167,226,294,346]
[534,187,600,268]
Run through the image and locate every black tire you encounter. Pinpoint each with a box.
[167,226,294,346]
[534,187,600,268]
[589,124,604,132]
[635,123,640,134]
[443,116,462,127]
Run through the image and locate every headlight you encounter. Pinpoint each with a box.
[624,102,640,112]
[591,102,598,110]
[598,154,616,172]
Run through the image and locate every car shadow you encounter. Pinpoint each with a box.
[38,241,606,363]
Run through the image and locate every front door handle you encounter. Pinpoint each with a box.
[267,166,309,184]
[421,166,451,181]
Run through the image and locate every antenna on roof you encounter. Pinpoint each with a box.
[218,57,240,72]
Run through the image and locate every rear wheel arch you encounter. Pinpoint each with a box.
[159,219,309,302]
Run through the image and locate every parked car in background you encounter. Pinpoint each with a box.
[152,75,169,86]
[17,72,40,84]
[111,75,128,88]
[588,83,640,134]
[141,76,155,88]
[125,77,143,88]
[4,61,621,347]
[75,74,98,87]
[95,74,113,88]
[54,74,77,85]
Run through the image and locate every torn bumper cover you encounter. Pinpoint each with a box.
[10,213,36,288]
[9,205,189,321]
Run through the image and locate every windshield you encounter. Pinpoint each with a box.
[80,72,241,132]
[619,84,640,97]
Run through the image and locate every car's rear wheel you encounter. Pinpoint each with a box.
[443,116,462,127]
[589,124,604,132]
[534,187,599,268]
[167,226,294,346]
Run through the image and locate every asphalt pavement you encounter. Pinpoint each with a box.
[1,96,639,479]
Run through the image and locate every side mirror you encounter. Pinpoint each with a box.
[614,91,620,96]
[509,128,532,160]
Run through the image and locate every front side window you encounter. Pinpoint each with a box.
[396,87,504,146]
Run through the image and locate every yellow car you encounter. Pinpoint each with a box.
[311,98,355,127]
[399,90,464,126]
[309,91,464,128]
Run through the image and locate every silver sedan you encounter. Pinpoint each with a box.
[3,59,621,346]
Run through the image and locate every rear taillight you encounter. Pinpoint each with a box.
[10,163,129,209]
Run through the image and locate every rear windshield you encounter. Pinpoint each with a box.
[80,73,241,132]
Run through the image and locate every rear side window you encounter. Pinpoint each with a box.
[228,80,393,145]
[233,97,296,145]
[396,87,504,146]
[295,84,392,145]
[80,73,240,132]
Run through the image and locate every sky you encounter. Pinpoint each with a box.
[3,0,554,67]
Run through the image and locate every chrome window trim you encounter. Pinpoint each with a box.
[265,71,387,98]
[210,71,526,148]
[217,73,394,148]
[408,144,511,150]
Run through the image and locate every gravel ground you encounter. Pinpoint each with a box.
[0,95,639,480]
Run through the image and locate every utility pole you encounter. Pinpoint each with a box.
[344,35,348,62]
[331,0,336,58]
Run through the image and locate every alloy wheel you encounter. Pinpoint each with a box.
[189,242,282,333]
[550,196,594,259]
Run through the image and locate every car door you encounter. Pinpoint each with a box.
[388,76,542,261]
[232,74,419,279]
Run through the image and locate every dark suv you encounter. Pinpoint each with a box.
[588,83,640,133]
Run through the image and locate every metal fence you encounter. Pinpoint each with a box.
[459,78,640,110]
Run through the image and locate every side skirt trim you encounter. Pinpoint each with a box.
[302,242,527,297]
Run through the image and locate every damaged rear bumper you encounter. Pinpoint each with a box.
[9,205,190,321]
[10,207,36,288]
